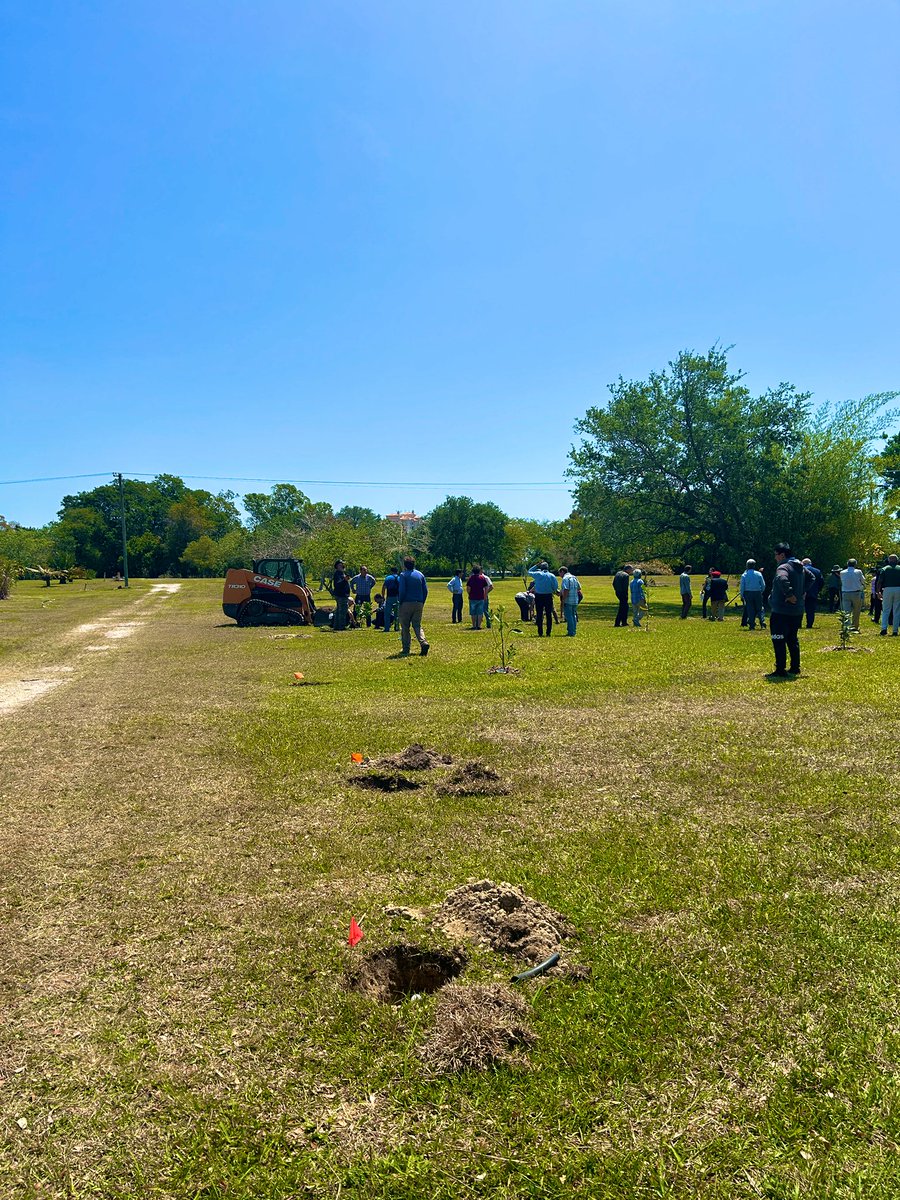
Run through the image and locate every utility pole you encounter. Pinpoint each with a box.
[115,473,129,587]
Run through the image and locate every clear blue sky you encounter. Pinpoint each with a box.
[2,0,898,528]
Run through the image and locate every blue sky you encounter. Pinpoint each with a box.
[2,0,899,527]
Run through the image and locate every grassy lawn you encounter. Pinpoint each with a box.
[1,576,898,1198]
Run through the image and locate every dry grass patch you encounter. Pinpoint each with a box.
[419,983,535,1073]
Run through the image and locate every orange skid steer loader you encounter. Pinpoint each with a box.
[223,558,319,627]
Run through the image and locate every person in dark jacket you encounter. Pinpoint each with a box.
[707,570,729,621]
[701,570,713,619]
[768,542,805,677]
[800,558,823,628]
[332,559,351,631]
[613,566,632,627]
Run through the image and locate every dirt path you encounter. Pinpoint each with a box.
[0,583,181,715]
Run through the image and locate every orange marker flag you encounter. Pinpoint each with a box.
[348,917,364,947]
[350,752,364,763]
[293,672,304,680]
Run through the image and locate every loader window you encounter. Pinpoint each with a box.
[255,560,289,581]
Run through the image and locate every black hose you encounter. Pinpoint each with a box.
[511,952,560,983]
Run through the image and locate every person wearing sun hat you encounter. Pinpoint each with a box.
[707,570,729,621]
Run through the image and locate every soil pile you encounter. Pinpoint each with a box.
[349,771,421,792]
[419,983,535,1073]
[372,744,453,770]
[439,760,509,796]
[435,879,574,962]
[346,944,467,1004]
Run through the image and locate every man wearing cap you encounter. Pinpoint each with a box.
[332,559,351,631]
[740,559,766,630]
[527,561,559,637]
[878,553,900,636]
[768,542,805,677]
[840,558,866,632]
[707,570,729,621]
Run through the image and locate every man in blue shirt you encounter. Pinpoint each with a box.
[397,556,430,656]
[382,566,401,633]
[527,561,559,637]
[739,559,766,630]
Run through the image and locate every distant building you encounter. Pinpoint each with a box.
[386,510,424,533]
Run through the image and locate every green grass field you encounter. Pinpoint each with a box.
[1,576,898,1199]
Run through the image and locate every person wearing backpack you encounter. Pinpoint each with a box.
[767,542,805,677]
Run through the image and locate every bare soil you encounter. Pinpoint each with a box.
[438,760,509,796]
[348,771,422,792]
[346,944,467,1004]
[435,879,575,962]
[371,744,453,770]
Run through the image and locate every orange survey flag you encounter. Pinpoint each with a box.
[348,918,364,947]
[350,752,364,763]
[293,672,304,680]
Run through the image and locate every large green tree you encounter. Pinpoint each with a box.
[56,476,242,575]
[569,347,897,569]
[427,497,508,571]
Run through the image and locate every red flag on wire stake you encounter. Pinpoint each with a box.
[348,918,364,947]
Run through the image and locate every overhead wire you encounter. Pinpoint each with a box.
[0,471,573,490]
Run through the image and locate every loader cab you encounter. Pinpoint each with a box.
[252,558,307,588]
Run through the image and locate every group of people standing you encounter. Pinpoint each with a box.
[331,558,430,656]
[454,562,584,636]
[329,547,900,673]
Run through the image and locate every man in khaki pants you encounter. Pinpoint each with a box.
[397,556,430,657]
[840,557,866,631]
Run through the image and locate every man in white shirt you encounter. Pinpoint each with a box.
[840,558,866,631]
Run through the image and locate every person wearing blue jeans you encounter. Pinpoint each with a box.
[630,569,646,626]
[740,560,766,630]
[560,570,581,635]
[382,568,400,632]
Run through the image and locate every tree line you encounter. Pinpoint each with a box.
[0,477,576,584]
[2,348,897,586]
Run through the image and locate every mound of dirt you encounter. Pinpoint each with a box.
[438,760,509,796]
[418,983,535,1073]
[349,771,421,792]
[435,879,575,962]
[346,944,467,1004]
[372,744,453,770]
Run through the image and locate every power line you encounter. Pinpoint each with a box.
[0,471,573,490]
[0,472,118,486]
